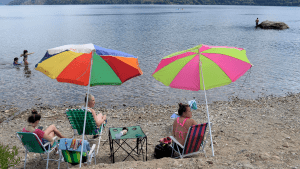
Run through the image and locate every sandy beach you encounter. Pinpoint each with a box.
[1,93,300,169]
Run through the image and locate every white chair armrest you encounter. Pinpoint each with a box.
[89,144,96,157]
[169,136,184,148]
[53,136,58,141]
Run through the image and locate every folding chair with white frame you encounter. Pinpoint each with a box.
[16,132,59,169]
[169,123,210,159]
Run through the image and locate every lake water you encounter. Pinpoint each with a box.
[0,5,300,110]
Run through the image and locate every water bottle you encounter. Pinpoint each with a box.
[115,131,125,139]
[115,128,128,139]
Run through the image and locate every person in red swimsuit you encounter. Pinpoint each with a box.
[22,110,66,148]
[172,103,197,146]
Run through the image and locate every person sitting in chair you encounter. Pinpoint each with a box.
[82,94,107,128]
[172,103,197,146]
[22,110,66,148]
[82,94,107,139]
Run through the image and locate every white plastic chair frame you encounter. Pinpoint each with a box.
[170,123,212,159]
[16,132,59,169]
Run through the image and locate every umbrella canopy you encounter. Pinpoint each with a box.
[152,44,252,91]
[35,43,143,167]
[36,43,143,86]
[152,44,252,157]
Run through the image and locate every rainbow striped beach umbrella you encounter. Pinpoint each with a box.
[35,43,143,167]
[152,44,252,156]
[35,43,143,86]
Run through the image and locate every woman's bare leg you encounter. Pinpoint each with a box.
[44,124,65,138]
[24,59,28,65]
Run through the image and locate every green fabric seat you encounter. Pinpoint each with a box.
[16,132,59,169]
[65,109,105,162]
[66,109,101,136]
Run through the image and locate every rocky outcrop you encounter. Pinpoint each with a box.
[257,20,289,30]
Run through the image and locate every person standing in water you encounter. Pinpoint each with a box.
[20,50,34,65]
[255,18,259,26]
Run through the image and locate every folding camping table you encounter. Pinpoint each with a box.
[109,126,147,163]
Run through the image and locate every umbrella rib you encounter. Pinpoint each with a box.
[76,64,90,81]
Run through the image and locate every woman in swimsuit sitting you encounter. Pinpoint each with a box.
[82,94,107,138]
[172,103,197,146]
[82,94,107,128]
[22,110,66,148]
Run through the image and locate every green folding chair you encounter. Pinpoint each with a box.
[65,109,105,156]
[16,132,59,169]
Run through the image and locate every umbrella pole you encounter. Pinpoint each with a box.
[79,52,94,167]
[199,60,215,157]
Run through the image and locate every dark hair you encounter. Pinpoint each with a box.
[14,57,18,62]
[178,103,189,116]
[23,50,28,55]
[28,109,41,123]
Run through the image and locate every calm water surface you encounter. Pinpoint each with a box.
[0,5,300,109]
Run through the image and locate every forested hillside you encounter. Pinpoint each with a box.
[7,0,300,6]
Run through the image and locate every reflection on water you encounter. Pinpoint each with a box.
[23,65,31,78]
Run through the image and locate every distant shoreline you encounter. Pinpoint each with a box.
[4,4,300,6]
[5,0,300,6]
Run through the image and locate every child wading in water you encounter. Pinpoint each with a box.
[13,57,21,66]
[20,50,34,65]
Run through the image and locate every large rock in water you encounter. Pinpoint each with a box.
[257,20,289,30]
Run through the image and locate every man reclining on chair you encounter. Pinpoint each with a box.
[82,94,107,138]
[22,110,66,148]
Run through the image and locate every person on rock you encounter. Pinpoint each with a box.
[256,18,259,26]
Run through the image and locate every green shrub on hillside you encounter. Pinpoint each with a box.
[0,143,21,169]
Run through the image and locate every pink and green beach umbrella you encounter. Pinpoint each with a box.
[152,44,252,91]
[152,44,252,156]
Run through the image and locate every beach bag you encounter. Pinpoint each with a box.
[154,143,173,159]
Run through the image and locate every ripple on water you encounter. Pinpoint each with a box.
[1,5,300,109]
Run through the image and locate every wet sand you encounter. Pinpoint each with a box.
[1,93,300,169]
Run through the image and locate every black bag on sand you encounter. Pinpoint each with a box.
[154,143,173,159]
